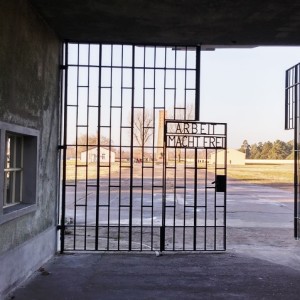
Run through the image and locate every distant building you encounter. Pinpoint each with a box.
[80,147,115,163]
[210,149,245,165]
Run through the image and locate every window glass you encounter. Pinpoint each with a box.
[3,134,23,207]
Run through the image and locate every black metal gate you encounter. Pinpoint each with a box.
[285,63,300,239]
[162,121,227,251]
[59,43,227,251]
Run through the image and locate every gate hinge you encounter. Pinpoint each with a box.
[60,65,67,70]
[58,145,66,150]
[57,225,63,230]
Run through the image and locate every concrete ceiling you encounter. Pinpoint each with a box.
[30,0,300,47]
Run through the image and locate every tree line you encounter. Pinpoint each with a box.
[238,139,294,159]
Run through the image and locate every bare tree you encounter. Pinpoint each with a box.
[132,109,153,147]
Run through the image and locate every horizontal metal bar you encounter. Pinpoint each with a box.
[4,168,22,172]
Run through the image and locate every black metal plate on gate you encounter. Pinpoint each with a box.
[216,175,226,192]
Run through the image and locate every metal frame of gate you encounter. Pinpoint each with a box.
[58,42,227,252]
[285,63,300,239]
[162,120,227,251]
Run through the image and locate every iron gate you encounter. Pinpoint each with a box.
[162,121,227,251]
[285,63,300,239]
[59,43,227,251]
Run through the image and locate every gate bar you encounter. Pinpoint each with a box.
[129,46,136,250]
[294,65,298,238]
[95,45,102,250]
[195,45,201,121]
[193,149,197,250]
[60,43,68,254]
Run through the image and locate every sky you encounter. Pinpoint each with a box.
[200,46,300,149]
[66,45,300,149]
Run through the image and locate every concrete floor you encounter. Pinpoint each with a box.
[7,180,300,300]
[8,251,300,300]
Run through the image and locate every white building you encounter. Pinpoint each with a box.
[210,149,245,165]
[80,147,115,163]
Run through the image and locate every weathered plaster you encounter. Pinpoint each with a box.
[0,0,60,296]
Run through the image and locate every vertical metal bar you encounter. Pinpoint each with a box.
[173,48,177,250]
[160,120,166,252]
[73,44,80,251]
[56,43,64,250]
[141,46,146,251]
[183,49,188,250]
[151,46,157,251]
[173,147,176,251]
[183,148,187,250]
[129,46,136,251]
[83,44,91,250]
[204,148,208,250]
[95,44,102,250]
[285,70,289,129]
[184,47,187,120]
[193,148,197,250]
[195,46,201,121]
[118,45,124,251]
[107,45,113,250]
[224,123,227,250]
[60,42,68,254]
[214,147,218,250]
[295,65,299,239]
[160,47,167,252]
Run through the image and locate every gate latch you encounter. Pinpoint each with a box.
[212,175,226,192]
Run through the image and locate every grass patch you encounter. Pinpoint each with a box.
[65,160,120,180]
[64,160,294,187]
[227,164,293,185]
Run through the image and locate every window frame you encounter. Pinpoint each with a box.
[3,133,24,208]
[0,121,39,224]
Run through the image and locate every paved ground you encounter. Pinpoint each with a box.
[7,179,300,300]
[7,252,300,300]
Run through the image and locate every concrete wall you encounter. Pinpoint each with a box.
[0,0,60,297]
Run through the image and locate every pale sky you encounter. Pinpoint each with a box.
[67,45,300,149]
[200,46,300,149]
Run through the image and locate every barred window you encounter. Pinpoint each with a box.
[0,122,39,224]
[4,134,23,207]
